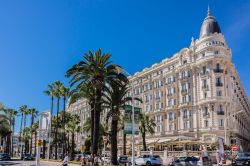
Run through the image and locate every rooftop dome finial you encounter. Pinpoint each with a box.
[207,4,211,16]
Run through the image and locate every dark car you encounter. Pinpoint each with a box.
[0,153,11,160]
[118,155,129,164]
[168,156,199,166]
[21,154,34,160]
[232,153,250,166]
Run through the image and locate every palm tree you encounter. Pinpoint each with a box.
[31,121,39,156]
[104,79,141,165]
[66,49,119,156]
[65,114,80,160]
[44,83,55,159]
[0,110,11,154]
[139,112,156,151]
[29,108,38,155]
[6,108,18,156]
[53,81,63,159]
[22,127,31,154]
[60,85,70,157]
[19,105,28,155]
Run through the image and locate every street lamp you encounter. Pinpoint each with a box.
[224,110,244,145]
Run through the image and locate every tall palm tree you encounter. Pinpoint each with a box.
[60,85,70,157]
[139,112,156,151]
[44,83,55,159]
[6,108,18,156]
[104,79,141,165]
[65,114,80,160]
[0,110,11,154]
[53,81,63,159]
[66,49,119,156]
[31,121,39,156]
[29,108,38,155]
[19,105,28,155]
[22,127,31,154]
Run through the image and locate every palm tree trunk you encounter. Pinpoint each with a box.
[19,113,23,154]
[12,118,15,157]
[123,132,126,155]
[34,132,37,156]
[142,130,147,151]
[111,117,118,165]
[48,96,54,159]
[71,132,75,160]
[92,89,101,156]
[62,97,66,158]
[22,115,26,155]
[55,97,60,160]
[30,113,34,154]
[42,140,46,158]
[90,102,94,154]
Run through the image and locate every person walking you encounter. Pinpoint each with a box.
[81,156,87,166]
[94,154,99,166]
[62,153,69,166]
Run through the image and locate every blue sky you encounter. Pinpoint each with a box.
[0,0,250,132]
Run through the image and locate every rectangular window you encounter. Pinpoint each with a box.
[204,120,209,127]
[217,91,222,96]
[219,119,224,127]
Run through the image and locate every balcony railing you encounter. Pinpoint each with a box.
[216,83,223,87]
[167,93,173,97]
[217,111,225,115]
[203,113,210,117]
[181,89,188,93]
[214,69,224,73]
[202,85,209,90]
[200,71,209,76]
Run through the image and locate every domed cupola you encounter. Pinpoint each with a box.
[199,6,221,39]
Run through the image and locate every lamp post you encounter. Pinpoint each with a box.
[224,110,243,145]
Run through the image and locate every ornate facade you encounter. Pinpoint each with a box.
[68,7,250,152]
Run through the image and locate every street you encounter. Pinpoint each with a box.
[0,159,62,166]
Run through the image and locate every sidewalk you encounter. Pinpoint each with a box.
[40,160,80,166]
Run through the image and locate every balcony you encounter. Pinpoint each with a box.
[181,89,188,94]
[216,83,223,87]
[217,111,225,115]
[167,93,173,97]
[202,85,209,90]
[203,113,210,118]
[214,69,224,73]
[200,71,209,76]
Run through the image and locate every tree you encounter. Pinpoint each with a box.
[19,105,29,154]
[6,108,18,156]
[53,81,63,159]
[44,83,55,159]
[0,112,11,153]
[29,108,38,155]
[60,85,70,157]
[22,127,31,154]
[31,121,39,155]
[139,112,156,151]
[65,114,80,160]
[66,49,119,157]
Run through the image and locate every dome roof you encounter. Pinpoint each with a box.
[199,6,221,38]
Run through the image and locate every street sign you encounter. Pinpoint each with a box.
[124,105,140,135]
[232,145,238,151]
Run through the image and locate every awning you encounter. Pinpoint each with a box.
[157,138,172,143]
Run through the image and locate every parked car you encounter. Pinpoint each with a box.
[168,156,199,166]
[135,155,162,166]
[83,152,91,160]
[197,156,212,166]
[232,152,250,166]
[118,155,129,164]
[21,154,34,160]
[0,153,11,160]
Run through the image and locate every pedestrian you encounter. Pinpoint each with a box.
[215,148,221,166]
[62,153,69,166]
[81,156,87,166]
[94,154,99,166]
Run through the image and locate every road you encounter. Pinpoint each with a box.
[0,159,62,166]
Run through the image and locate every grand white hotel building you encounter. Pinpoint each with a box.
[68,8,250,152]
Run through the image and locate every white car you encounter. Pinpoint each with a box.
[135,155,162,166]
